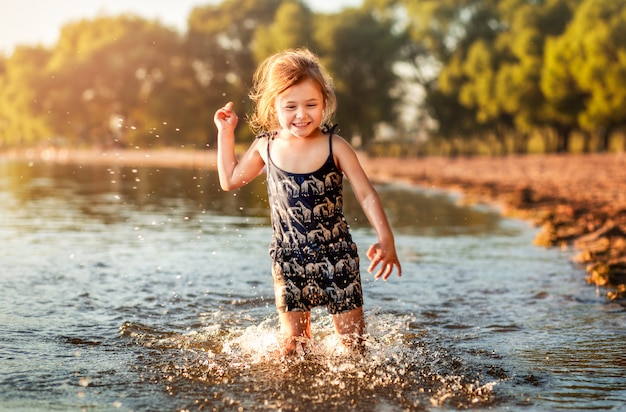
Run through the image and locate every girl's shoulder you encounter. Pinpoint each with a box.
[324,124,352,152]
[330,133,356,155]
[329,133,362,176]
[251,131,275,163]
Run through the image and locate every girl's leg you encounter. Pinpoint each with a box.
[332,307,365,352]
[278,311,311,355]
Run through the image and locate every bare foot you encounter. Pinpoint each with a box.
[280,336,310,357]
[336,333,366,356]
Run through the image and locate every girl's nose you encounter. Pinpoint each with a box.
[296,106,306,119]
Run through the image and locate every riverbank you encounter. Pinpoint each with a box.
[360,153,626,301]
[3,147,625,301]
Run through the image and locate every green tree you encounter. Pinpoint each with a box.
[0,46,53,147]
[314,7,405,147]
[550,0,626,151]
[186,0,283,144]
[43,15,185,147]
[387,0,507,153]
[540,0,588,153]
[492,0,575,153]
[388,0,584,154]
[252,0,315,61]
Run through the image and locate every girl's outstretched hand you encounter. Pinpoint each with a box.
[214,102,238,132]
[366,241,402,281]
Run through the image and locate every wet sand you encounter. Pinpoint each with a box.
[4,148,626,301]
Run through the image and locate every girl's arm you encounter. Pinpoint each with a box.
[333,136,402,280]
[214,102,265,191]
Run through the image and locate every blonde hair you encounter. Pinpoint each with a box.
[248,48,337,134]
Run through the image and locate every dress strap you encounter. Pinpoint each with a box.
[256,130,277,140]
[322,123,338,156]
[321,123,338,136]
[322,123,337,162]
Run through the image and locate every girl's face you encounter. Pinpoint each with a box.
[274,78,325,138]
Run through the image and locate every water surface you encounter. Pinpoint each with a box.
[1,160,624,411]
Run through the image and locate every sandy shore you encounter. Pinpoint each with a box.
[4,148,626,301]
[360,153,626,301]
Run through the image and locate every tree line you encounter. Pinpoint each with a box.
[0,0,624,155]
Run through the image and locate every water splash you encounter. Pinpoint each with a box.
[119,310,501,410]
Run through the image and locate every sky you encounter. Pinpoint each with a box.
[0,0,363,54]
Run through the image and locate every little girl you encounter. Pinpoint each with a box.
[214,48,401,354]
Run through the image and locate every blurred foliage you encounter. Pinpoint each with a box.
[0,0,625,155]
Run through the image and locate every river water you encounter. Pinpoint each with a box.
[1,160,624,411]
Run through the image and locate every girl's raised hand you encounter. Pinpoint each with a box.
[366,241,402,281]
[214,102,238,132]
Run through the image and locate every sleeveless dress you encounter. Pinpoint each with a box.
[264,128,363,314]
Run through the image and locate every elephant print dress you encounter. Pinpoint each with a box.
[265,130,363,315]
